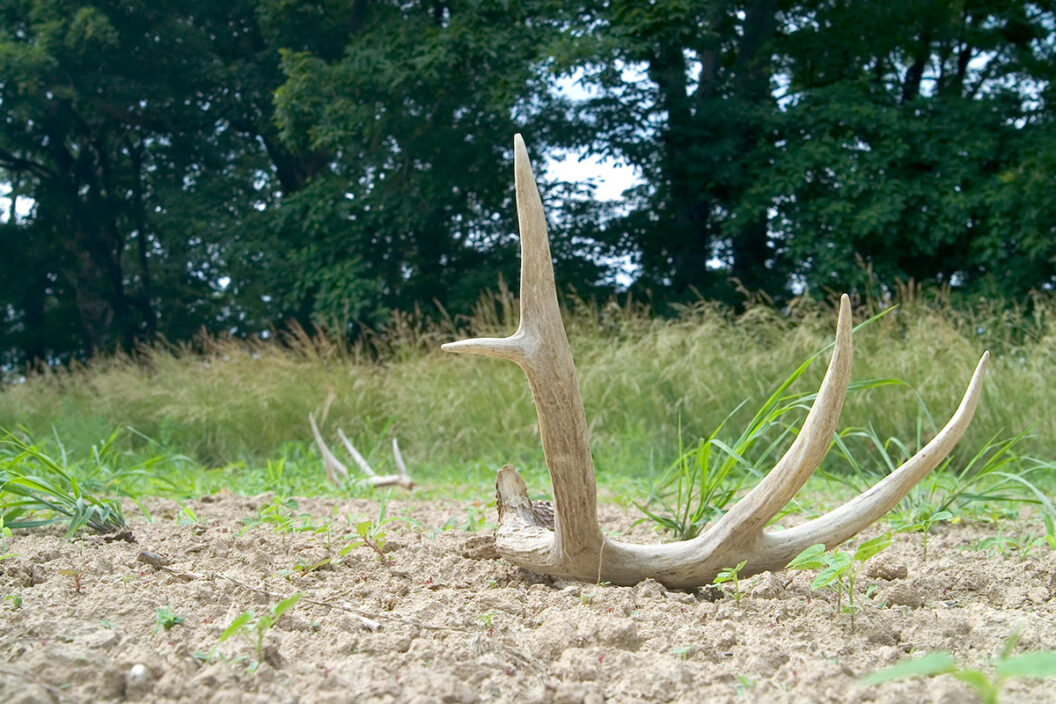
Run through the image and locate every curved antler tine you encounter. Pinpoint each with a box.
[337,428,378,477]
[760,351,990,563]
[708,295,854,540]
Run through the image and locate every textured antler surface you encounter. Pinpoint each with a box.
[442,135,988,588]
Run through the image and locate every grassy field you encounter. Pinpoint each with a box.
[0,289,1054,503]
[3,290,1056,704]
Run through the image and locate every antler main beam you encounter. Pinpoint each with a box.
[442,135,988,589]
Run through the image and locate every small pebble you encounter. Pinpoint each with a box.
[126,663,154,696]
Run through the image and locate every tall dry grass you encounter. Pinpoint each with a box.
[1,289,1053,482]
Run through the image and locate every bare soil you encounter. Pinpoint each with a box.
[2,493,1055,703]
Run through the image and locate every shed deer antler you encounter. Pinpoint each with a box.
[308,413,414,490]
[442,135,989,589]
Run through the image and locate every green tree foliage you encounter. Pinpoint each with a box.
[751,0,1056,300]
[0,0,314,363]
[266,0,608,329]
[545,0,788,304]
[1,0,1053,368]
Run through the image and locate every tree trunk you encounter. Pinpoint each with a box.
[728,0,778,301]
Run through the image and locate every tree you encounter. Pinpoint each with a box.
[0,0,341,365]
[267,0,611,330]
[546,0,786,306]
[751,0,1056,299]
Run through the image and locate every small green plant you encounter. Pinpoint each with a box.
[339,491,407,564]
[972,532,1045,560]
[476,612,495,635]
[0,513,13,561]
[177,504,199,526]
[294,556,333,576]
[155,605,185,631]
[59,567,89,594]
[890,503,953,562]
[1044,514,1056,551]
[5,594,22,609]
[211,593,302,671]
[242,497,317,536]
[787,534,892,629]
[442,505,494,532]
[859,632,1056,703]
[712,560,748,603]
[672,645,694,660]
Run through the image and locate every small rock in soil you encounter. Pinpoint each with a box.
[125,663,154,697]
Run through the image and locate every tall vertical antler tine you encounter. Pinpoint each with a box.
[510,133,562,333]
[758,351,989,565]
[708,295,853,541]
[440,134,562,364]
[443,135,602,562]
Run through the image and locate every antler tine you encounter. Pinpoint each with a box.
[337,428,378,478]
[440,134,564,365]
[308,412,350,485]
[392,438,415,490]
[708,295,853,541]
[758,351,989,565]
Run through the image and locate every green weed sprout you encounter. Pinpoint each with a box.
[0,513,13,561]
[859,632,1056,703]
[712,560,748,603]
[891,504,953,562]
[973,532,1046,560]
[0,432,126,536]
[340,491,409,564]
[1044,514,1056,551]
[212,593,302,671]
[155,605,185,631]
[242,497,316,535]
[787,534,892,629]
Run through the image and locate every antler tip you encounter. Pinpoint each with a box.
[836,294,852,337]
[442,336,525,362]
[975,350,990,377]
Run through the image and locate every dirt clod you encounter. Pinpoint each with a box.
[878,582,925,609]
[866,557,909,581]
